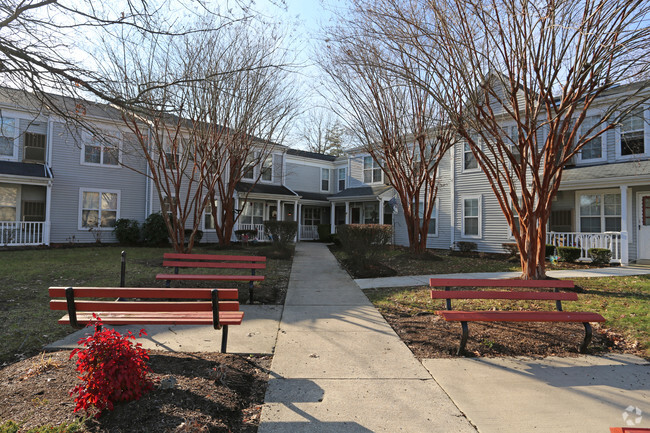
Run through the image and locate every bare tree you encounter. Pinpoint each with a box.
[298,110,347,155]
[104,16,299,250]
[321,7,457,253]
[365,0,650,277]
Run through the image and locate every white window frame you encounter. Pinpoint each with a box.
[240,201,264,226]
[363,156,383,184]
[576,190,622,233]
[78,188,120,230]
[260,154,273,183]
[242,152,256,180]
[337,167,346,192]
[0,184,20,221]
[417,199,438,237]
[461,195,482,239]
[321,168,330,192]
[204,199,219,231]
[507,195,523,239]
[0,116,19,161]
[80,128,122,168]
[616,106,649,160]
[462,139,480,173]
[577,114,606,164]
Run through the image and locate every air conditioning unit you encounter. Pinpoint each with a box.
[23,132,46,163]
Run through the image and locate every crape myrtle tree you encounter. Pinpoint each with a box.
[321,4,457,254]
[367,0,650,277]
[103,17,299,250]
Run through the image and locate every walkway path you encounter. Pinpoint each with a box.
[258,242,477,432]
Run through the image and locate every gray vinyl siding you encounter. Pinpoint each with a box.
[348,154,365,188]
[48,122,147,243]
[284,160,333,194]
[272,153,283,184]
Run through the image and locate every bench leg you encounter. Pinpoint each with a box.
[579,322,592,354]
[221,325,229,353]
[458,321,469,356]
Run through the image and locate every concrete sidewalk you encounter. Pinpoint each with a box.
[355,264,650,290]
[258,242,477,432]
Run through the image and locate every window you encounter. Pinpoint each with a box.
[242,153,255,180]
[418,200,437,236]
[363,202,379,224]
[303,207,321,226]
[321,168,330,191]
[462,196,481,238]
[363,156,382,183]
[338,167,346,191]
[463,142,478,171]
[0,185,18,221]
[620,108,645,156]
[22,201,45,222]
[261,155,273,182]
[579,116,603,161]
[579,193,621,233]
[509,196,522,238]
[82,130,120,166]
[0,117,17,159]
[240,201,264,226]
[204,200,218,230]
[24,132,46,163]
[80,189,119,229]
[503,126,521,163]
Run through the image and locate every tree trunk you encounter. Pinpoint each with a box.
[518,214,547,279]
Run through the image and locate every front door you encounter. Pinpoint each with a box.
[638,193,650,260]
[269,205,278,221]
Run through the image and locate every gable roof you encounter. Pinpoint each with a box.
[286,148,337,162]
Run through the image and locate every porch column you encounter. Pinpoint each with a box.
[620,185,629,265]
[330,202,335,234]
[233,196,239,236]
[44,181,52,245]
[379,198,384,225]
[345,201,350,224]
[297,202,302,241]
[277,199,282,220]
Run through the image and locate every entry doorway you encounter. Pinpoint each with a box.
[637,192,650,261]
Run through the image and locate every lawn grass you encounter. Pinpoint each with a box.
[364,275,650,358]
[0,244,293,367]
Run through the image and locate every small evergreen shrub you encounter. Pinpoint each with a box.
[113,219,141,245]
[317,224,333,242]
[557,246,581,263]
[264,221,298,247]
[588,248,612,265]
[142,212,168,246]
[184,229,203,244]
[70,317,153,417]
[337,224,392,265]
[546,244,556,258]
[455,241,477,253]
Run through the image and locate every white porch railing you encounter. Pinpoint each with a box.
[237,223,268,241]
[546,231,622,263]
[0,221,45,246]
[300,225,319,240]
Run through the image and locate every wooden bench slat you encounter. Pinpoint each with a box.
[163,260,266,269]
[431,290,579,301]
[57,311,244,326]
[48,287,239,299]
[156,274,265,282]
[50,300,240,312]
[436,310,606,322]
[429,278,575,289]
[163,253,266,262]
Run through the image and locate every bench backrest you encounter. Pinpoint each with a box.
[429,278,574,289]
[162,253,266,270]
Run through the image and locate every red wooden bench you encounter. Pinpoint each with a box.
[610,428,650,433]
[430,278,605,355]
[49,286,243,353]
[156,253,266,303]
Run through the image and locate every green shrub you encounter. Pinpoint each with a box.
[337,224,392,265]
[141,212,169,246]
[264,221,298,247]
[455,241,477,253]
[113,219,141,245]
[235,229,258,241]
[546,244,556,258]
[317,224,332,242]
[557,246,581,263]
[0,419,88,433]
[588,248,612,265]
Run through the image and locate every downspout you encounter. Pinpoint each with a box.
[449,144,455,249]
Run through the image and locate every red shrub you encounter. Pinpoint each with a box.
[70,316,153,416]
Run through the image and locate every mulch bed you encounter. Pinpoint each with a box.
[0,351,271,432]
[380,310,641,359]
